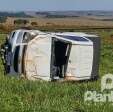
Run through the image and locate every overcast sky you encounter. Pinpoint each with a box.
[0,0,113,11]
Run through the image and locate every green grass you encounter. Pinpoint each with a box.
[0,31,113,112]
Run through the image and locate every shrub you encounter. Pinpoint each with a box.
[31,22,38,26]
[0,17,7,23]
[14,19,29,25]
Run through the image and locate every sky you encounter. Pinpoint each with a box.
[0,0,113,11]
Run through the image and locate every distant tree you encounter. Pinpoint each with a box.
[0,12,32,18]
[0,17,7,23]
[14,19,29,25]
[31,22,38,26]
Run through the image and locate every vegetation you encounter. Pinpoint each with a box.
[46,15,70,18]
[31,22,38,26]
[14,19,29,25]
[0,12,32,18]
[0,30,113,112]
[0,17,7,23]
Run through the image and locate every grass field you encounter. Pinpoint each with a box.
[1,17,113,33]
[0,30,113,112]
[5,17,113,27]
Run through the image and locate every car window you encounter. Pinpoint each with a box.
[22,32,35,43]
[11,32,16,39]
[14,46,20,72]
[16,32,23,43]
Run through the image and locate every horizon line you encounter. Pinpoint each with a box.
[0,10,113,12]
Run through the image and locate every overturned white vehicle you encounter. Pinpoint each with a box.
[1,30,100,81]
